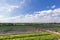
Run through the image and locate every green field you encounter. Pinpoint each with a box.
[0,23,60,33]
[0,23,60,40]
[0,32,60,40]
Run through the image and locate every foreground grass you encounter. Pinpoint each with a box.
[0,32,60,40]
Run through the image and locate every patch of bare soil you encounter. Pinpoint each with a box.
[42,29,60,36]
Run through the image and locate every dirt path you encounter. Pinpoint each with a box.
[43,29,60,36]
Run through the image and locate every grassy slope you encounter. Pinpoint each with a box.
[0,32,60,40]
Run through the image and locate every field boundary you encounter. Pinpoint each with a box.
[42,29,60,36]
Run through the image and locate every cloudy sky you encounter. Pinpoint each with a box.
[0,0,60,23]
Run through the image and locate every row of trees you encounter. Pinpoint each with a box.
[0,23,59,26]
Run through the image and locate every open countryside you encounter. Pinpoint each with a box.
[0,23,60,40]
[0,0,60,40]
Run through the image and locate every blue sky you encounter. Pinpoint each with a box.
[0,0,60,23]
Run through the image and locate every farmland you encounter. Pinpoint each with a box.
[0,23,60,40]
[0,32,60,40]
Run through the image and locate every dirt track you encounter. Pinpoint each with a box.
[43,29,60,36]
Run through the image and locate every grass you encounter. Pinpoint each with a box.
[0,26,34,32]
[0,32,60,40]
[0,23,60,40]
[54,28,60,32]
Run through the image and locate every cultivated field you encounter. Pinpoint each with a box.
[0,23,60,40]
[0,32,60,40]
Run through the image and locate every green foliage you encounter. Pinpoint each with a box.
[0,23,60,40]
[0,32,60,40]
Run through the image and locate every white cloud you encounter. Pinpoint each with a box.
[0,8,60,23]
[0,0,26,23]
[47,5,56,9]
[0,0,60,23]
[0,0,28,17]
[0,4,19,18]
[51,5,56,9]
[8,8,60,23]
